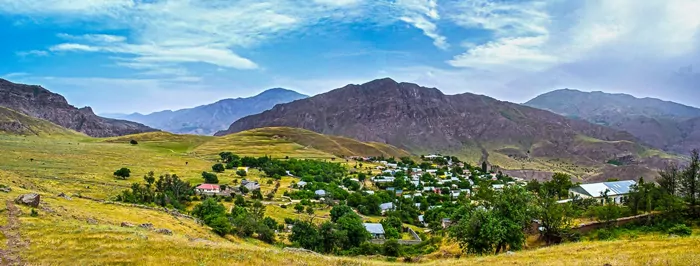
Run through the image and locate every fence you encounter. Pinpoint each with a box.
[369,227,423,245]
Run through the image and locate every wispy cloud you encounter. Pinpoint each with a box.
[396,0,448,50]
[15,50,49,57]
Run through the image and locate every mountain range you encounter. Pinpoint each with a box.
[0,78,156,137]
[217,78,676,181]
[104,88,307,135]
[525,89,700,155]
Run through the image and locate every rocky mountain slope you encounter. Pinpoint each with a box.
[109,88,307,135]
[0,106,83,137]
[525,89,700,154]
[217,78,672,181]
[0,79,156,137]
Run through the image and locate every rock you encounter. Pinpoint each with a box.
[121,222,135,228]
[506,251,515,256]
[155,228,173,235]
[87,218,98,225]
[139,223,154,230]
[57,192,72,200]
[0,186,11,193]
[14,193,40,207]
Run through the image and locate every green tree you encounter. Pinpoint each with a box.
[336,214,370,249]
[544,173,573,200]
[481,161,488,173]
[212,163,225,173]
[201,171,219,184]
[330,205,355,223]
[536,193,574,244]
[191,198,226,223]
[208,215,232,236]
[658,163,681,196]
[290,221,320,250]
[306,206,315,216]
[384,227,400,239]
[113,167,131,180]
[681,149,699,217]
[236,169,247,177]
[294,203,305,213]
[234,195,247,207]
[383,239,402,257]
[129,139,138,145]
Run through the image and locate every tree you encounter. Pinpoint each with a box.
[212,163,225,173]
[306,206,315,216]
[330,205,355,223]
[336,214,370,249]
[129,139,138,145]
[681,149,700,217]
[290,221,320,251]
[201,171,219,184]
[234,195,247,207]
[451,185,533,255]
[236,169,247,177]
[113,167,131,179]
[384,227,400,239]
[256,223,276,244]
[544,173,573,200]
[208,215,232,236]
[481,161,488,173]
[536,194,574,244]
[294,203,305,213]
[383,239,402,257]
[191,198,226,223]
[658,163,681,196]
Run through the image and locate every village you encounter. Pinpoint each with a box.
[189,153,639,243]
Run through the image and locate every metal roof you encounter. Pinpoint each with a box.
[574,180,636,197]
[380,202,394,211]
[363,223,385,235]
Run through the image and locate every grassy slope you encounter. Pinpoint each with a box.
[0,106,84,138]
[1,126,697,265]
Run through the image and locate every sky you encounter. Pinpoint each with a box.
[1,0,699,114]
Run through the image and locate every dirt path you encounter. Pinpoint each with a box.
[0,200,27,266]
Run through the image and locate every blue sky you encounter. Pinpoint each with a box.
[1,0,699,114]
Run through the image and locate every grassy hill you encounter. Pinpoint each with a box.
[0,106,85,138]
[0,121,697,265]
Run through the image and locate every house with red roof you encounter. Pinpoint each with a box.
[195,184,221,194]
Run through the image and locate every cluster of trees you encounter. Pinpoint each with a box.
[192,198,277,244]
[289,205,370,254]
[116,172,193,210]
[113,167,131,180]
[218,152,347,182]
[201,171,219,184]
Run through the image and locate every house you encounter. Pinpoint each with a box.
[380,202,395,213]
[364,190,375,195]
[315,189,327,197]
[425,154,441,159]
[386,163,399,169]
[441,218,452,228]
[426,169,438,174]
[195,184,220,194]
[373,176,395,184]
[410,180,420,187]
[569,180,636,204]
[418,215,426,226]
[241,180,260,191]
[296,181,308,188]
[450,190,461,199]
[363,223,386,239]
[492,184,505,191]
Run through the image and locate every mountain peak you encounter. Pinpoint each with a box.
[255,88,306,98]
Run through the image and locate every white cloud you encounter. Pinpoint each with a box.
[50,43,100,52]
[57,33,126,43]
[16,50,48,57]
[396,0,448,50]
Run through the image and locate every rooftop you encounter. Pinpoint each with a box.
[363,223,385,235]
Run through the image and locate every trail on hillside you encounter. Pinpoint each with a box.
[0,200,27,266]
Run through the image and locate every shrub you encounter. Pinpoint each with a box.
[236,170,247,177]
[596,228,618,240]
[30,209,39,217]
[130,139,138,145]
[668,224,692,237]
[201,172,219,184]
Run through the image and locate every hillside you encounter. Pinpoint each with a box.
[0,78,157,137]
[525,89,700,154]
[0,106,84,137]
[108,88,307,135]
[217,78,673,181]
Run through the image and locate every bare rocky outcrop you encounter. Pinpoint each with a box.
[0,78,156,137]
[155,228,173,235]
[120,222,136,228]
[14,193,40,207]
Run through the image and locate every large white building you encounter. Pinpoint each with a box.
[569,180,636,204]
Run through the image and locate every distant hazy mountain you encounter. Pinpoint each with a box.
[0,78,156,137]
[525,89,700,154]
[111,88,307,135]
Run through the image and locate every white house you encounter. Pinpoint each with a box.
[315,189,327,197]
[569,180,636,204]
[363,223,386,239]
[386,163,399,169]
[425,154,441,159]
[296,181,308,188]
[379,202,395,213]
[195,184,220,194]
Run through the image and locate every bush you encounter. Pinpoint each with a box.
[30,209,39,217]
[668,224,692,237]
[236,170,247,177]
[201,172,219,184]
[595,228,618,240]
[383,239,402,257]
[130,139,138,145]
